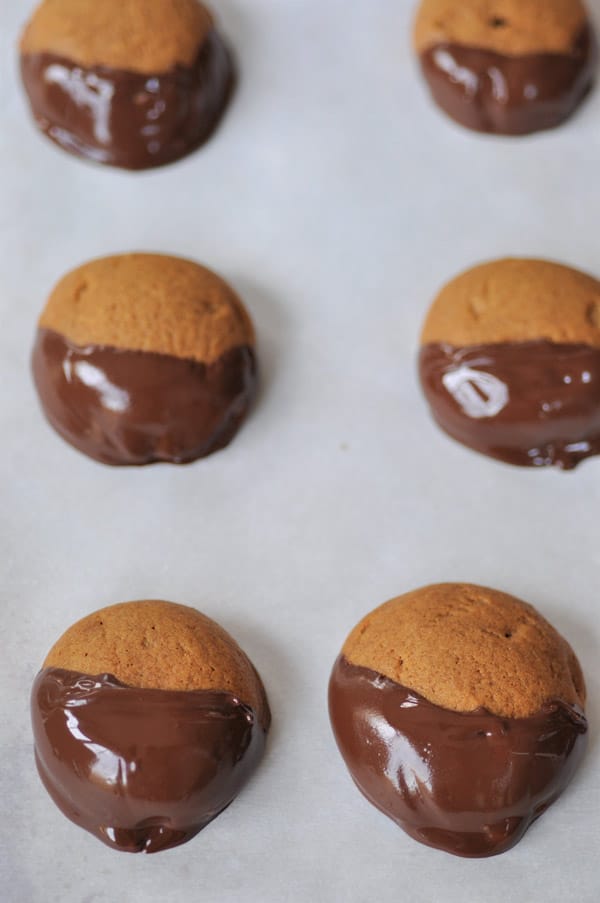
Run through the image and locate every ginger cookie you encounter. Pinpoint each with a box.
[329,583,587,858]
[413,0,597,134]
[19,0,234,169]
[31,253,257,466]
[32,600,270,853]
[418,258,600,469]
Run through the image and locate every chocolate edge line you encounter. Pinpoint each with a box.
[19,27,222,79]
[335,655,587,727]
[419,338,600,353]
[416,22,596,61]
[36,666,270,732]
[35,326,255,368]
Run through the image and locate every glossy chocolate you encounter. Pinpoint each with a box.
[419,26,596,134]
[20,29,233,169]
[329,656,587,858]
[419,340,600,469]
[32,328,256,466]
[32,668,269,853]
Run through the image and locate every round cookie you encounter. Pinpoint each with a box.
[32,600,270,853]
[418,258,600,469]
[329,583,587,858]
[413,0,597,135]
[20,0,234,169]
[31,253,257,466]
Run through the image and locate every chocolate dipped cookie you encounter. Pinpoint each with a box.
[414,0,596,134]
[20,0,234,169]
[32,600,271,853]
[32,253,257,466]
[329,583,587,858]
[418,258,600,469]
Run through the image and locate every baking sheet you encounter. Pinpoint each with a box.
[1,1,600,901]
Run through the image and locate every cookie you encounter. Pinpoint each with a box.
[32,600,270,853]
[413,0,597,134]
[418,258,600,469]
[329,583,587,858]
[20,0,234,169]
[31,253,257,466]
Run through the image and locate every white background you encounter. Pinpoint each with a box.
[1,2,600,901]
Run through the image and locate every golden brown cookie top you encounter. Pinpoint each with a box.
[420,258,600,349]
[44,600,269,725]
[414,0,589,56]
[342,583,585,718]
[38,253,255,365]
[20,0,214,74]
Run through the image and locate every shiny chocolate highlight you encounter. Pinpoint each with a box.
[20,29,234,169]
[329,656,587,858]
[32,328,256,466]
[419,26,596,135]
[32,668,269,853]
[419,340,600,469]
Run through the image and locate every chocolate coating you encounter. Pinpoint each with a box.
[419,26,596,134]
[20,29,233,169]
[419,340,600,469]
[32,328,256,466]
[329,657,587,858]
[32,668,269,853]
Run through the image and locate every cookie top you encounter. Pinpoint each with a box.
[20,0,214,74]
[38,254,254,365]
[342,583,585,718]
[44,600,269,723]
[420,258,600,349]
[414,0,588,56]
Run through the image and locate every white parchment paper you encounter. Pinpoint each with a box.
[1,2,600,901]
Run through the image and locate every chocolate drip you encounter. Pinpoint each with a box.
[329,656,587,858]
[20,29,234,169]
[419,26,596,134]
[419,340,600,469]
[32,668,269,853]
[32,328,256,466]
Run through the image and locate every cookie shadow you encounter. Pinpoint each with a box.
[587,1,600,30]
[545,609,599,786]
[210,0,254,95]
[229,273,289,414]
[213,0,252,48]
[214,614,300,760]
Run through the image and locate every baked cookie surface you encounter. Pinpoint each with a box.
[20,0,233,168]
[418,258,600,469]
[329,583,587,857]
[32,253,257,466]
[32,600,270,853]
[414,0,597,134]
